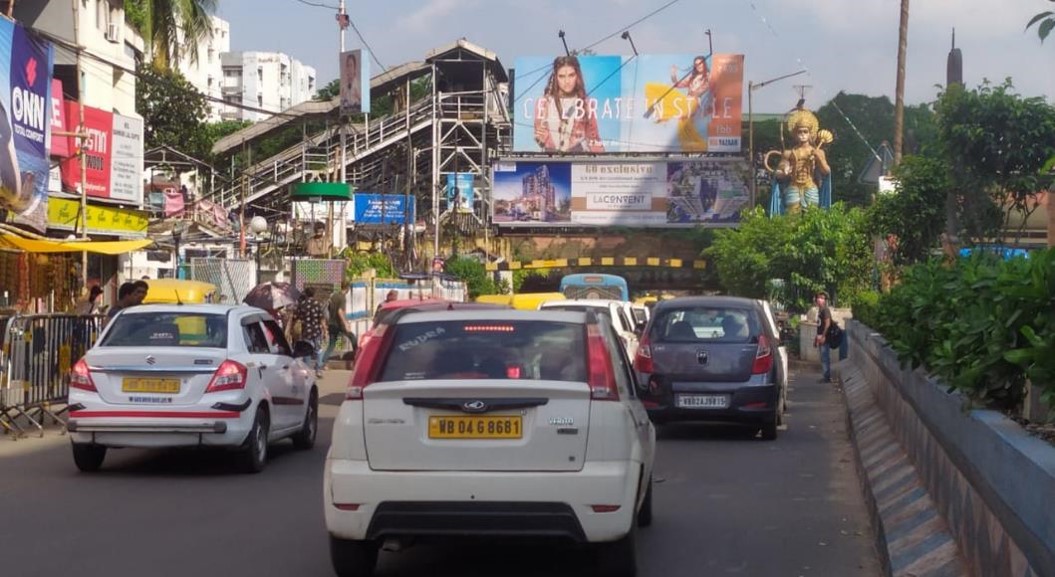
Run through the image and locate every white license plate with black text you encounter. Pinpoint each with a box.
[676,394,729,409]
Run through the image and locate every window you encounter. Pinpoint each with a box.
[379,320,587,383]
[243,322,270,354]
[652,307,760,344]
[263,320,292,356]
[101,313,228,348]
[257,94,263,107]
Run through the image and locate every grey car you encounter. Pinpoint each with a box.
[632,296,787,440]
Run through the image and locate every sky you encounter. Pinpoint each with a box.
[216,0,1055,114]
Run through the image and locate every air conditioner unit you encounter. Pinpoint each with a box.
[106,22,120,43]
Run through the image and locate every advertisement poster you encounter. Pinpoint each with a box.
[60,102,112,199]
[339,49,371,115]
[353,193,414,225]
[48,78,68,157]
[492,158,749,227]
[513,53,744,153]
[0,19,54,232]
[445,172,474,212]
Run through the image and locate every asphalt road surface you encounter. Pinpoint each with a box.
[0,366,881,577]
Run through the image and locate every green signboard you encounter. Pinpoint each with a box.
[291,182,354,201]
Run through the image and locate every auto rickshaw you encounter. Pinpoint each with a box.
[140,279,220,344]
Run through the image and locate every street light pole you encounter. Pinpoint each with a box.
[893,0,910,166]
[747,69,808,206]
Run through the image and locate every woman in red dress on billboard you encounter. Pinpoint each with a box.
[532,56,605,153]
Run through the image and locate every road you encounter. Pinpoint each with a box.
[0,366,881,577]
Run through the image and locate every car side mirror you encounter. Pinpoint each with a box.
[292,340,316,359]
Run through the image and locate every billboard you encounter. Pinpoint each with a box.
[60,104,144,205]
[0,19,54,232]
[491,158,750,227]
[512,53,743,153]
[445,172,474,212]
[339,49,371,115]
[354,193,414,225]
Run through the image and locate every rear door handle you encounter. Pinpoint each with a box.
[281,365,290,370]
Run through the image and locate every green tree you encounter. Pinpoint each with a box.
[315,78,340,102]
[125,0,217,68]
[706,205,873,311]
[936,81,1055,245]
[1027,0,1055,42]
[136,64,210,156]
[444,256,497,299]
[867,155,949,265]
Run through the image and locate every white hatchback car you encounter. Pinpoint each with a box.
[67,304,319,473]
[538,299,641,359]
[324,308,655,577]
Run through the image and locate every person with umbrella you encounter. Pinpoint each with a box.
[243,281,301,326]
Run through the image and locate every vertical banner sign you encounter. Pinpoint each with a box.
[48,78,69,157]
[109,113,144,204]
[445,173,474,212]
[0,19,54,232]
[339,49,371,115]
[60,102,112,199]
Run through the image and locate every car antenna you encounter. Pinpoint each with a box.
[175,290,183,306]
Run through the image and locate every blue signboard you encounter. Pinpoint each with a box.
[445,172,474,212]
[354,193,414,225]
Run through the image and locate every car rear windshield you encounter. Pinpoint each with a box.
[652,307,760,344]
[100,312,228,348]
[379,320,587,382]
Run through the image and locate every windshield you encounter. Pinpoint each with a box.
[652,306,759,344]
[379,320,587,382]
[101,312,228,348]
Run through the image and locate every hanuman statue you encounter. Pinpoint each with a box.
[764,103,834,216]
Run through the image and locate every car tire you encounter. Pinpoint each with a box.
[72,443,106,472]
[761,419,778,441]
[595,521,637,577]
[291,388,318,450]
[637,475,653,528]
[330,535,378,577]
[776,391,787,427]
[239,406,269,474]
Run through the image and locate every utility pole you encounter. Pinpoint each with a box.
[336,0,347,260]
[71,0,88,290]
[893,0,909,166]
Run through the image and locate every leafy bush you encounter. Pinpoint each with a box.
[852,290,881,329]
[444,256,497,299]
[873,249,1055,411]
[342,251,397,280]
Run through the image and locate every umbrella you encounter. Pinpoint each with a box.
[243,281,301,311]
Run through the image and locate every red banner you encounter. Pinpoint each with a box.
[60,101,112,199]
[48,79,69,157]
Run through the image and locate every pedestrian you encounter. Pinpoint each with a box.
[375,289,398,316]
[813,290,832,383]
[74,285,104,315]
[107,281,149,321]
[293,287,327,377]
[324,281,357,365]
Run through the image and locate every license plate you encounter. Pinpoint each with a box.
[676,394,729,409]
[122,378,181,394]
[428,415,523,439]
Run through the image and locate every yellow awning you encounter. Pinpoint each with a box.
[0,233,153,255]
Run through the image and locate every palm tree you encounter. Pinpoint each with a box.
[126,0,217,69]
[1026,0,1055,42]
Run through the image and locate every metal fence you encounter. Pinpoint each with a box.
[189,258,256,305]
[0,314,105,438]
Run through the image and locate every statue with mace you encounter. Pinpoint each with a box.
[765,103,834,215]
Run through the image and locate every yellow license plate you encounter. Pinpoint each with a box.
[428,415,523,439]
[122,378,181,394]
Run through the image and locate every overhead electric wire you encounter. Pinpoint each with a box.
[290,0,339,8]
[348,17,387,73]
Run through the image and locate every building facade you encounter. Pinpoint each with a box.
[220,51,316,122]
[173,14,229,121]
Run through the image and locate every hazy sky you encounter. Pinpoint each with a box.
[217,0,1055,113]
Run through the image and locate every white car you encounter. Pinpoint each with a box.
[324,308,656,577]
[67,304,319,473]
[538,299,641,359]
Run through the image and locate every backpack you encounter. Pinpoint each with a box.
[826,321,844,348]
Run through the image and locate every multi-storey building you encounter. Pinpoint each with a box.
[220,51,316,122]
[173,14,229,121]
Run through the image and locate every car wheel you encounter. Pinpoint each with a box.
[239,406,269,474]
[292,388,318,450]
[761,419,778,441]
[72,443,106,472]
[595,521,637,577]
[330,535,378,577]
[776,391,787,427]
[637,475,653,528]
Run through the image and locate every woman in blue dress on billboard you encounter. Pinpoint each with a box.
[533,56,605,153]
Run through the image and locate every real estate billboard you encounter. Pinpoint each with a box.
[491,158,750,227]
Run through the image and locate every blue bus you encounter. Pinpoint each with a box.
[559,273,630,301]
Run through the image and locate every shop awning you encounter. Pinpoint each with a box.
[0,234,153,255]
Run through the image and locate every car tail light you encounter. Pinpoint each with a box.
[205,360,248,393]
[634,335,653,373]
[347,324,390,400]
[69,358,97,392]
[752,334,774,375]
[590,505,621,513]
[587,324,619,401]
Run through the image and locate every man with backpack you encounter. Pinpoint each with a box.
[813,291,837,383]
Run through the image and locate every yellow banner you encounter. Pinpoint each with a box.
[47,197,148,237]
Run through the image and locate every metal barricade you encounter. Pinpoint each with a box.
[0,314,105,438]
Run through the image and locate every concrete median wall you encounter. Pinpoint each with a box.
[845,320,1055,577]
